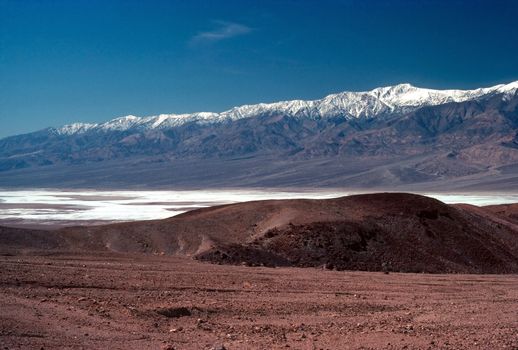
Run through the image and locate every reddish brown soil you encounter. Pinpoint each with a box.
[2,194,518,348]
[1,253,517,350]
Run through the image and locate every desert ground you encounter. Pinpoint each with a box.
[1,253,517,350]
[2,193,518,349]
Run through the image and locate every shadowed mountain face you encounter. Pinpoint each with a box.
[1,193,518,273]
[0,91,518,189]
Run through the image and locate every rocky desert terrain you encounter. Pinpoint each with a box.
[1,253,518,350]
[1,193,518,349]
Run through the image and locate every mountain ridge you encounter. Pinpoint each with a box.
[34,80,518,137]
[1,81,518,190]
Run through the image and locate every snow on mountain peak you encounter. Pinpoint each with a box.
[55,81,518,136]
[498,81,518,93]
[56,122,97,135]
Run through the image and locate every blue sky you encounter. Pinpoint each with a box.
[1,0,518,137]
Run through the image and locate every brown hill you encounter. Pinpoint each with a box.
[1,193,518,273]
[482,203,518,226]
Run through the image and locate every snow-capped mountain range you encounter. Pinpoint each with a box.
[2,80,518,190]
[56,81,518,135]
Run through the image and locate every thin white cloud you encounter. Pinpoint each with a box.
[191,21,252,45]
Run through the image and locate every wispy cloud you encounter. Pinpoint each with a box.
[190,21,252,45]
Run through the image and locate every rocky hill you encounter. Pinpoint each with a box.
[2,193,518,273]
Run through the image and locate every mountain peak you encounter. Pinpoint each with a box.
[52,81,518,136]
[112,115,139,121]
[374,82,416,91]
[500,80,518,92]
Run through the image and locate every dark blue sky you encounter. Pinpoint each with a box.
[1,0,518,137]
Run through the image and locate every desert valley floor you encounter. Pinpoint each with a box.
[1,253,518,350]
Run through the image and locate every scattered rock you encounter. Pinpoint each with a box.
[209,345,226,350]
[156,307,191,318]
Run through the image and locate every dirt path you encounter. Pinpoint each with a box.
[1,253,517,349]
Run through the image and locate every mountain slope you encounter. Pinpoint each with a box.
[0,82,518,189]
